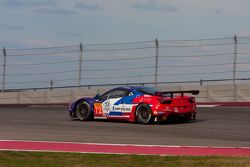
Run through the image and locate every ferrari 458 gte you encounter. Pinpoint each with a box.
[69,86,199,124]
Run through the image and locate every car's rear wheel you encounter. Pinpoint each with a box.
[75,101,93,121]
[136,103,154,124]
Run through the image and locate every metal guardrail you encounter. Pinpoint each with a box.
[1,36,250,91]
[2,78,250,92]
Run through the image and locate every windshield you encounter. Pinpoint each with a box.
[135,87,160,95]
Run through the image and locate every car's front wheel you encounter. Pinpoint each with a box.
[136,103,154,124]
[75,101,93,121]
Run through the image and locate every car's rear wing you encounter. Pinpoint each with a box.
[155,90,199,98]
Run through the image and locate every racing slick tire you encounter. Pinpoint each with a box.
[136,103,154,124]
[75,101,93,121]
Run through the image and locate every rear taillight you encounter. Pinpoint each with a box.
[189,97,195,103]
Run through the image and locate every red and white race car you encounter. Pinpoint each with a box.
[69,86,199,124]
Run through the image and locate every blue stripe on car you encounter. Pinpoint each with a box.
[109,111,122,116]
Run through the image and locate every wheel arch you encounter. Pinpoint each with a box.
[73,98,95,114]
[134,102,149,118]
[134,102,154,124]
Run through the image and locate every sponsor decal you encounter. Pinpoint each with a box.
[103,100,110,108]
[94,102,103,115]
[113,106,131,112]
[102,100,110,113]
[112,104,134,113]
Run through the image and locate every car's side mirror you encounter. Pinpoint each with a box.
[94,94,101,100]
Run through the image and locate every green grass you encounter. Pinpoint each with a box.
[0,151,250,167]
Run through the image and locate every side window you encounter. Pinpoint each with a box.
[109,89,129,99]
[100,91,112,100]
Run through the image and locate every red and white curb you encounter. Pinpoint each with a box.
[0,140,249,156]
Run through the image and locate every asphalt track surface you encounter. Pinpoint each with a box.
[0,106,249,147]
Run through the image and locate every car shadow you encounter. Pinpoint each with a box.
[155,118,205,125]
[70,117,205,125]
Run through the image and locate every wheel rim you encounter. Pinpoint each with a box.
[137,105,151,123]
[76,104,88,119]
[140,107,150,120]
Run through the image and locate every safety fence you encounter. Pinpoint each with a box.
[1,36,250,91]
[1,84,250,104]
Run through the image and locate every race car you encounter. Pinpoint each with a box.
[69,86,199,124]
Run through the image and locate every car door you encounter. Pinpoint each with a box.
[106,89,131,117]
[94,89,130,118]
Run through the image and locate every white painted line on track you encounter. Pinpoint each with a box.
[1,140,250,156]
[0,139,249,149]
[197,105,220,108]
[28,105,65,108]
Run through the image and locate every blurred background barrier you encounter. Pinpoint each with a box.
[0,84,250,104]
[1,36,250,91]
[0,36,250,103]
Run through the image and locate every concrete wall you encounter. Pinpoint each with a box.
[0,84,250,105]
